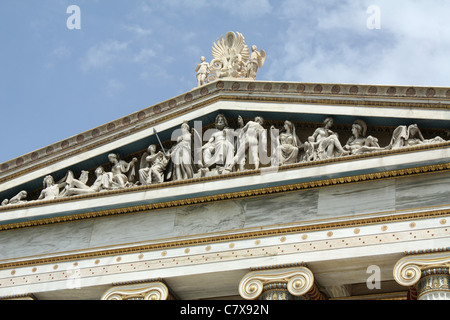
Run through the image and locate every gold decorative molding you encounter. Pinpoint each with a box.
[0,207,447,271]
[0,293,36,300]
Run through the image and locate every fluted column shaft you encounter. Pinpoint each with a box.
[416,266,450,300]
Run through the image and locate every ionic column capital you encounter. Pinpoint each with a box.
[393,251,450,288]
[239,265,326,300]
[101,280,172,300]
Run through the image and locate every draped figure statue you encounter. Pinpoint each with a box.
[344,120,383,155]
[200,114,235,173]
[139,145,170,185]
[271,120,302,165]
[387,124,446,149]
[309,117,349,160]
[168,121,194,181]
[107,153,138,188]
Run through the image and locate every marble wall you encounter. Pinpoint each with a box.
[0,171,448,261]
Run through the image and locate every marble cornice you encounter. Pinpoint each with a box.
[1,80,449,179]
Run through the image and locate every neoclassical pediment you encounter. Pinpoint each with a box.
[0,79,449,230]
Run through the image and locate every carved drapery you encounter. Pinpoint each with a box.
[101,281,173,300]
[393,251,450,300]
[239,266,327,300]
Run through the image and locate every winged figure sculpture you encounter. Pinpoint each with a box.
[196,31,265,85]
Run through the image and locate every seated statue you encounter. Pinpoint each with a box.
[107,153,138,188]
[271,120,302,166]
[139,145,170,185]
[309,117,349,160]
[199,114,235,173]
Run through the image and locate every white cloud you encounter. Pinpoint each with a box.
[217,0,273,18]
[81,40,129,72]
[51,45,71,59]
[123,24,153,37]
[267,0,450,87]
[133,48,156,64]
[105,78,125,99]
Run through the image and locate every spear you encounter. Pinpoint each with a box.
[153,128,166,154]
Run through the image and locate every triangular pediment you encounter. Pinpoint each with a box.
[0,80,449,229]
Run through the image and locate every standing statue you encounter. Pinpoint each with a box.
[199,114,235,173]
[271,120,302,165]
[302,136,319,162]
[309,117,349,160]
[344,120,383,155]
[232,115,246,170]
[245,45,266,80]
[195,56,210,87]
[139,145,170,185]
[387,124,446,149]
[229,116,267,171]
[107,153,138,189]
[168,121,194,181]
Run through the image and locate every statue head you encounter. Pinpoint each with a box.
[284,120,294,133]
[215,114,228,130]
[323,117,334,128]
[108,153,120,164]
[181,121,190,132]
[43,175,54,187]
[353,120,367,137]
[408,124,419,135]
[95,166,105,176]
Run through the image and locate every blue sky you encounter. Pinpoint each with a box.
[1,0,450,164]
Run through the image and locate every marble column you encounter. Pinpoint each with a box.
[101,280,173,300]
[393,250,450,300]
[239,265,327,300]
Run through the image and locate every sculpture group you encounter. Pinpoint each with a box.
[195,31,266,86]
[2,116,446,207]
